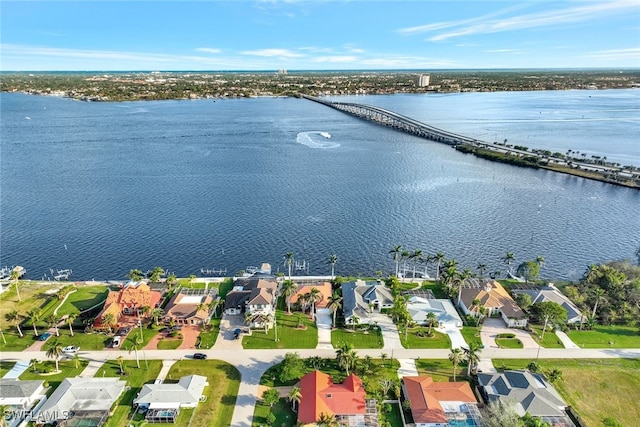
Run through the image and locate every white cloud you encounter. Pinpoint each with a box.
[240,48,304,58]
[312,55,357,63]
[195,48,222,54]
[586,47,640,61]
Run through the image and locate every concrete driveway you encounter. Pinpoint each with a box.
[315,308,333,349]
[480,318,537,349]
[370,312,402,350]
[213,314,245,350]
[437,326,467,349]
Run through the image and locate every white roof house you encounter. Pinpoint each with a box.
[134,375,208,409]
[35,377,126,424]
[406,297,464,328]
[0,379,46,409]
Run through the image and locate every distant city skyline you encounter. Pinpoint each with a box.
[1,1,639,71]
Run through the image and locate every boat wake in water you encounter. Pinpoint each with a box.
[296,131,340,149]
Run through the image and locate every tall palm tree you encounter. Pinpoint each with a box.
[6,310,24,337]
[67,313,76,337]
[448,348,464,381]
[10,268,22,301]
[150,308,164,326]
[400,250,411,277]
[423,254,433,278]
[128,340,141,368]
[46,314,60,336]
[329,254,338,279]
[502,252,515,274]
[284,251,294,280]
[128,269,144,281]
[308,287,322,320]
[425,312,438,336]
[166,273,178,290]
[336,342,358,375]
[280,280,298,314]
[27,308,41,336]
[116,355,125,374]
[101,313,116,333]
[72,353,81,369]
[411,249,423,279]
[189,274,196,288]
[535,256,545,267]
[434,252,445,280]
[591,288,607,319]
[350,314,360,331]
[389,245,402,277]
[30,358,39,372]
[464,342,482,376]
[149,267,165,283]
[288,386,302,411]
[0,323,6,344]
[45,341,63,372]
[476,263,487,279]
[327,292,343,328]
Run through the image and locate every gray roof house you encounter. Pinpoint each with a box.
[342,280,394,325]
[477,370,574,426]
[406,296,463,328]
[512,284,583,324]
[134,375,208,423]
[0,378,46,409]
[35,377,126,425]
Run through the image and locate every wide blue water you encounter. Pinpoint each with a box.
[1,90,639,281]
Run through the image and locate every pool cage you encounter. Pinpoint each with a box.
[145,408,179,423]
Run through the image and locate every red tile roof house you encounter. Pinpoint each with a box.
[402,376,481,427]
[298,370,375,426]
[93,282,162,330]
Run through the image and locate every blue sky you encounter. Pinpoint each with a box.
[1,1,639,71]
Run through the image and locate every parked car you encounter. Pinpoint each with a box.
[193,353,207,360]
[116,327,131,336]
[38,332,52,341]
[233,328,242,340]
[112,336,122,348]
[62,345,80,354]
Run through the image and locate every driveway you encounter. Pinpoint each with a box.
[437,326,467,350]
[315,308,333,349]
[480,318,537,349]
[213,314,245,350]
[370,312,402,350]
[178,325,200,349]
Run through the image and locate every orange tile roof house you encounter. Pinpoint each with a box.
[458,279,528,328]
[93,282,162,330]
[290,282,332,309]
[298,370,369,425]
[402,376,480,427]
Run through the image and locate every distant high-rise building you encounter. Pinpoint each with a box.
[418,74,430,87]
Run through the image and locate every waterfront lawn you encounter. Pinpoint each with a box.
[491,358,640,427]
[460,326,482,347]
[0,330,33,351]
[529,324,564,348]
[242,311,317,349]
[419,282,448,299]
[20,359,89,394]
[400,328,451,349]
[566,325,640,348]
[0,361,15,377]
[196,318,220,349]
[415,359,470,382]
[0,281,59,329]
[166,359,241,427]
[40,285,109,319]
[47,329,111,350]
[331,325,383,349]
[102,359,163,427]
[252,398,296,427]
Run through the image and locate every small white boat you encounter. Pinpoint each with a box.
[320,132,331,139]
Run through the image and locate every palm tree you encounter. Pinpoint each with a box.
[476,263,487,279]
[535,256,545,267]
[400,250,411,277]
[350,314,360,331]
[546,367,563,383]
[46,341,63,372]
[116,355,125,374]
[389,245,402,277]
[6,310,24,337]
[166,273,178,290]
[327,291,343,328]
[329,254,338,278]
[502,252,515,274]
[308,287,322,320]
[448,348,464,381]
[30,358,39,372]
[72,353,81,369]
[46,314,60,336]
[425,312,438,336]
[284,251,294,280]
[280,280,298,314]
[67,313,76,336]
[189,274,196,288]
[464,342,482,376]
[410,249,423,279]
[128,340,142,369]
[27,308,41,336]
[101,313,117,333]
[317,413,338,427]
[591,288,607,319]
[288,386,302,411]
[149,266,164,283]
[150,308,164,326]
[128,269,144,281]
[336,342,358,375]
[434,252,445,279]
[0,323,6,344]
[423,254,433,278]
[10,268,22,301]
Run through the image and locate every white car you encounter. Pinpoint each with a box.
[62,346,80,354]
[112,336,122,348]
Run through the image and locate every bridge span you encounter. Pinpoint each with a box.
[302,94,488,148]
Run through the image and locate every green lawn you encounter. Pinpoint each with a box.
[41,285,109,319]
[102,359,163,427]
[166,360,241,427]
[242,311,317,349]
[0,281,59,329]
[495,337,523,348]
[0,361,16,377]
[492,358,640,427]
[252,398,297,427]
[47,329,111,350]
[196,318,220,349]
[566,325,640,348]
[400,328,451,349]
[529,324,564,348]
[415,359,470,382]
[331,326,383,349]
[0,330,34,351]
[157,337,182,349]
[419,282,448,298]
[123,325,160,349]
[380,401,404,427]
[460,326,482,347]
[20,359,89,394]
